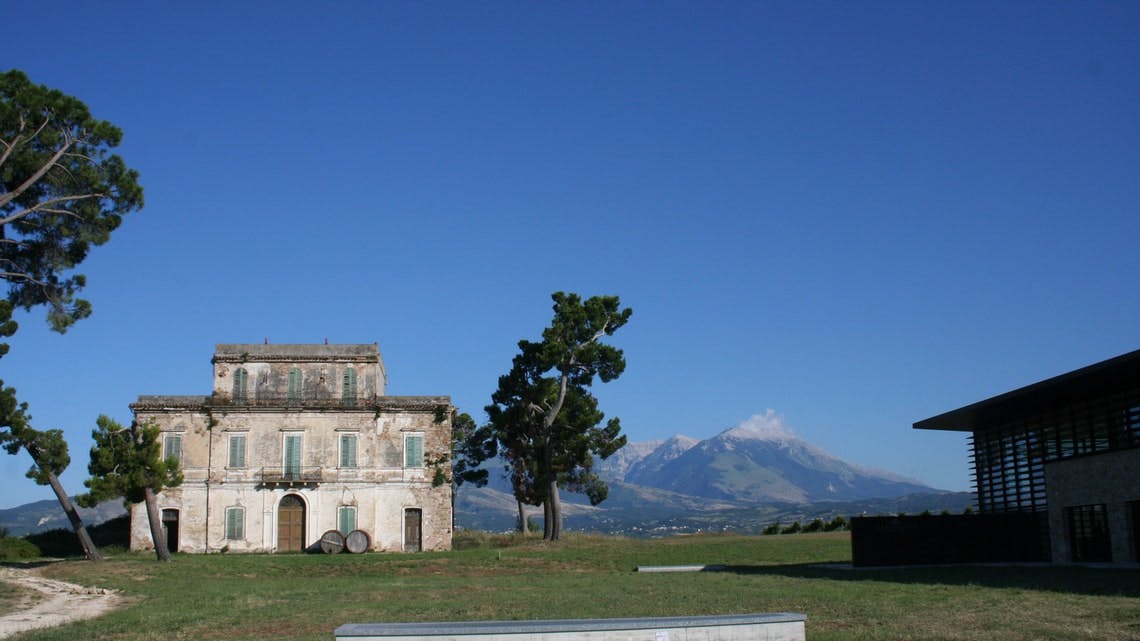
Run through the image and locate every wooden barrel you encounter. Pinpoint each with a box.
[345,529,370,554]
[320,529,345,554]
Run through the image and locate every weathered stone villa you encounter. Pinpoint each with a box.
[129,343,453,554]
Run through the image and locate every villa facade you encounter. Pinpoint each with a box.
[128,343,453,554]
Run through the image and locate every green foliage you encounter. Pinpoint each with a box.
[823,515,848,532]
[0,315,72,485]
[451,411,491,489]
[803,518,825,533]
[80,416,183,507]
[0,69,144,332]
[781,520,802,534]
[762,521,781,535]
[482,292,632,540]
[0,535,40,560]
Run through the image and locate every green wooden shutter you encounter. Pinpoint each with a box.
[338,506,356,534]
[228,434,246,467]
[405,435,423,467]
[342,368,357,402]
[340,434,357,468]
[233,368,248,401]
[225,507,244,540]
[284,434,302,479]
[287,368,302,401]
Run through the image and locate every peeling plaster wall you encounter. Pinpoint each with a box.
[129,344,450,554]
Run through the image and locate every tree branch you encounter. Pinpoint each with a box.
[0,129,79,210]
[0,193,107,227]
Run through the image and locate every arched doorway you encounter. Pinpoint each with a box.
[161,509,179,553]
[404,508,422,552]
[277,494,305,551]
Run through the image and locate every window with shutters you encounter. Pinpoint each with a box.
[225,506,245,540]
[164,434,183,463]
[339,433,357,468]
[233,367,249,402]
[404,433,424,468]
[342,367,357,403]
[283,434,302,480]
[338,506,357,534]
[228,434,247,468]
[287,368,303,402]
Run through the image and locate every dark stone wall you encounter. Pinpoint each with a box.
[851,512,1049,566]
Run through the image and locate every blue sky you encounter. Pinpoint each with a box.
[1,1,1137,509]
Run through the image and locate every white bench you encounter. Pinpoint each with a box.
[336,613,807,641]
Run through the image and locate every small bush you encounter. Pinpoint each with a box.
[803,518,825,533]
[761,522,781,535]
[823,516,848,532]
[781,521,802,534]
[0,536,41,560]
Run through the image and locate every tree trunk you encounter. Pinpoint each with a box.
[516,500,526,533]
[44,470,103,561]
[143,486,171,562]
[546,478,562,541]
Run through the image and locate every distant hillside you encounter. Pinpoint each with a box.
[626,418,932,503]
[457,414,968,535]
[0,498,126,537]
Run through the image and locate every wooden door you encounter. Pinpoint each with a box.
[278,495,305,551]
[404,508,422,552]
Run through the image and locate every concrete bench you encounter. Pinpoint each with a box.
[336,613,806,641]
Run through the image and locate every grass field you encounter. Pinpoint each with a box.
[8,531,1140,641]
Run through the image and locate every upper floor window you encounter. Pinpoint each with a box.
[287,368,303,402]
[342,367,357,403]
[228,434,247,468]
[283,433,303,479]
[233,367,249,402]
[404,433,424,468]
[163,434,183,463]
[339,433,358,468]
[225,506,245,540]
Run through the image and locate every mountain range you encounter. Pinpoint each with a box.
[457,413,971,534]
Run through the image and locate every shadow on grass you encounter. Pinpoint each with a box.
[0,559,64,570]
[713,562,1140,598]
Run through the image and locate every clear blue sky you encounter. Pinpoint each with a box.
[1,1,1137,509]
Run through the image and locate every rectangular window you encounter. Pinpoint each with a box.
[233,368,248,402]
[164,434,183,463]
[1067,503,1111,562]
[342,368,357,404]
[284,434,302,480]
[287,368,303,402]
[225,506,244,540]
[404,434,424,468]
[338,506,357,534]
[339,433,357,468]
[228,434,246,468]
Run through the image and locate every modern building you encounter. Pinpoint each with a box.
[128,343,453,554]
[914,349,1140,563]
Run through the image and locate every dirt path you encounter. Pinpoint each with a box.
[0,567,122,638]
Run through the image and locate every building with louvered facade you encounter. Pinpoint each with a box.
[915,349,1140,563]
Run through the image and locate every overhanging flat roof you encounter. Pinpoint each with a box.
[914,349,1140,432]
